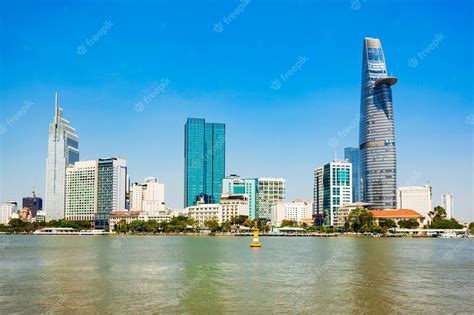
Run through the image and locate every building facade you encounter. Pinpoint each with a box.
[45,94,80,221]
[109,211,141,231]
[441,193,454,219]
[271,200,313,227]
[185,200,221,227]
[130,177,165,214]
[344,147,360,202]
[257,178,285,220]
[96,157,127,228]
[396,185,432,224]
[314,160,352,226]
[359,37,398,209]
[369,210,424,228]
[222,175,258,219]
[65,160,98,221]
[0,201,17,225]
[220,194,249,223]
[184,118,225,207]
[22,196,43,218]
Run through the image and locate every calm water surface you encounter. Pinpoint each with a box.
[0,236,473,314]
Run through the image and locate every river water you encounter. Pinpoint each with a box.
[0,236,473,314]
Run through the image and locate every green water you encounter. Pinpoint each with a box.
[0,236,473,314]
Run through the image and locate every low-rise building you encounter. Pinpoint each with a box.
[34,211,46,223]
[368,209,424,228]
[138,211,172,223]
[337,202,371,228]
[186,199,221,227]
[271,199,313,227]
[220,194,249,223]
[109,211,142,231]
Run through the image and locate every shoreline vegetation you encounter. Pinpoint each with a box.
[1,207,473,237]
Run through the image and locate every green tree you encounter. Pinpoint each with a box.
[398,218,420,229]
[280,219,297,227]
[204,219,220,232]
[344,208,375,232]
[243,218,253,227]
[128,220,145,233]
[469,222,474,233]
[114,220,128,233]
[144,220,159,233]
[378,218,397,230]
[428,205,447,221]
[429,218,463,229]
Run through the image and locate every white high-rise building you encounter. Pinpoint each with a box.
[271,199,313,227]
[130,177,165,214]
[45,94,79,221]
[313,160,352,226]
[257,178,286,220]
[397,184,432,224]
[441,193,454,219]
[0,201,17,225]
[65,160,98,221]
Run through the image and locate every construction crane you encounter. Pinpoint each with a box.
[32,176,38,198]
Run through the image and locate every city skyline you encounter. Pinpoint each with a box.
[0,1,473,221]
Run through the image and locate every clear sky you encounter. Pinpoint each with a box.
[0,0,473,221]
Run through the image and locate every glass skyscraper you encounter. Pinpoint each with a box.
[344,147,360,202]
[45,93,79,221]
[96,157,127,228]
[184,118,225,207]
[359,38,398,209]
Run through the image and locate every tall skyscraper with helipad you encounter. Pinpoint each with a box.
[359,38,398,209]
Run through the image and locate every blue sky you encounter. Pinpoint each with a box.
[1,0,473,221]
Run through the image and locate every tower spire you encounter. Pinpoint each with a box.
[55,92,59,124]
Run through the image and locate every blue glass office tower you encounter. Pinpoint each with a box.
[344,147,360,202]
[359,38,398,209]
[184,118,225,207]
[96,157,127,228]
[45,93,79,220]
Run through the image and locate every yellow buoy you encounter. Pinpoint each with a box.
[250,228,262,248]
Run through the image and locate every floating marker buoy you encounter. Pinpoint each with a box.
[250,228,262,248]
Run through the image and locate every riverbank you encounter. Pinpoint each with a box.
[3,232,473,238]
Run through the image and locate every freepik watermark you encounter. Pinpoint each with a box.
[271,56,308,90]
[0,100,34,136]
[213,0,252,33]
[328,113,360,148]
[408,33,445,68]
[403,169,422,186]
[134,78,171,112]
[76,20,114,55]
[465,114,474,126]
[350,0,367,11]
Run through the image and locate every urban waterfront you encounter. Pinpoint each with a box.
[1,236,473,314]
